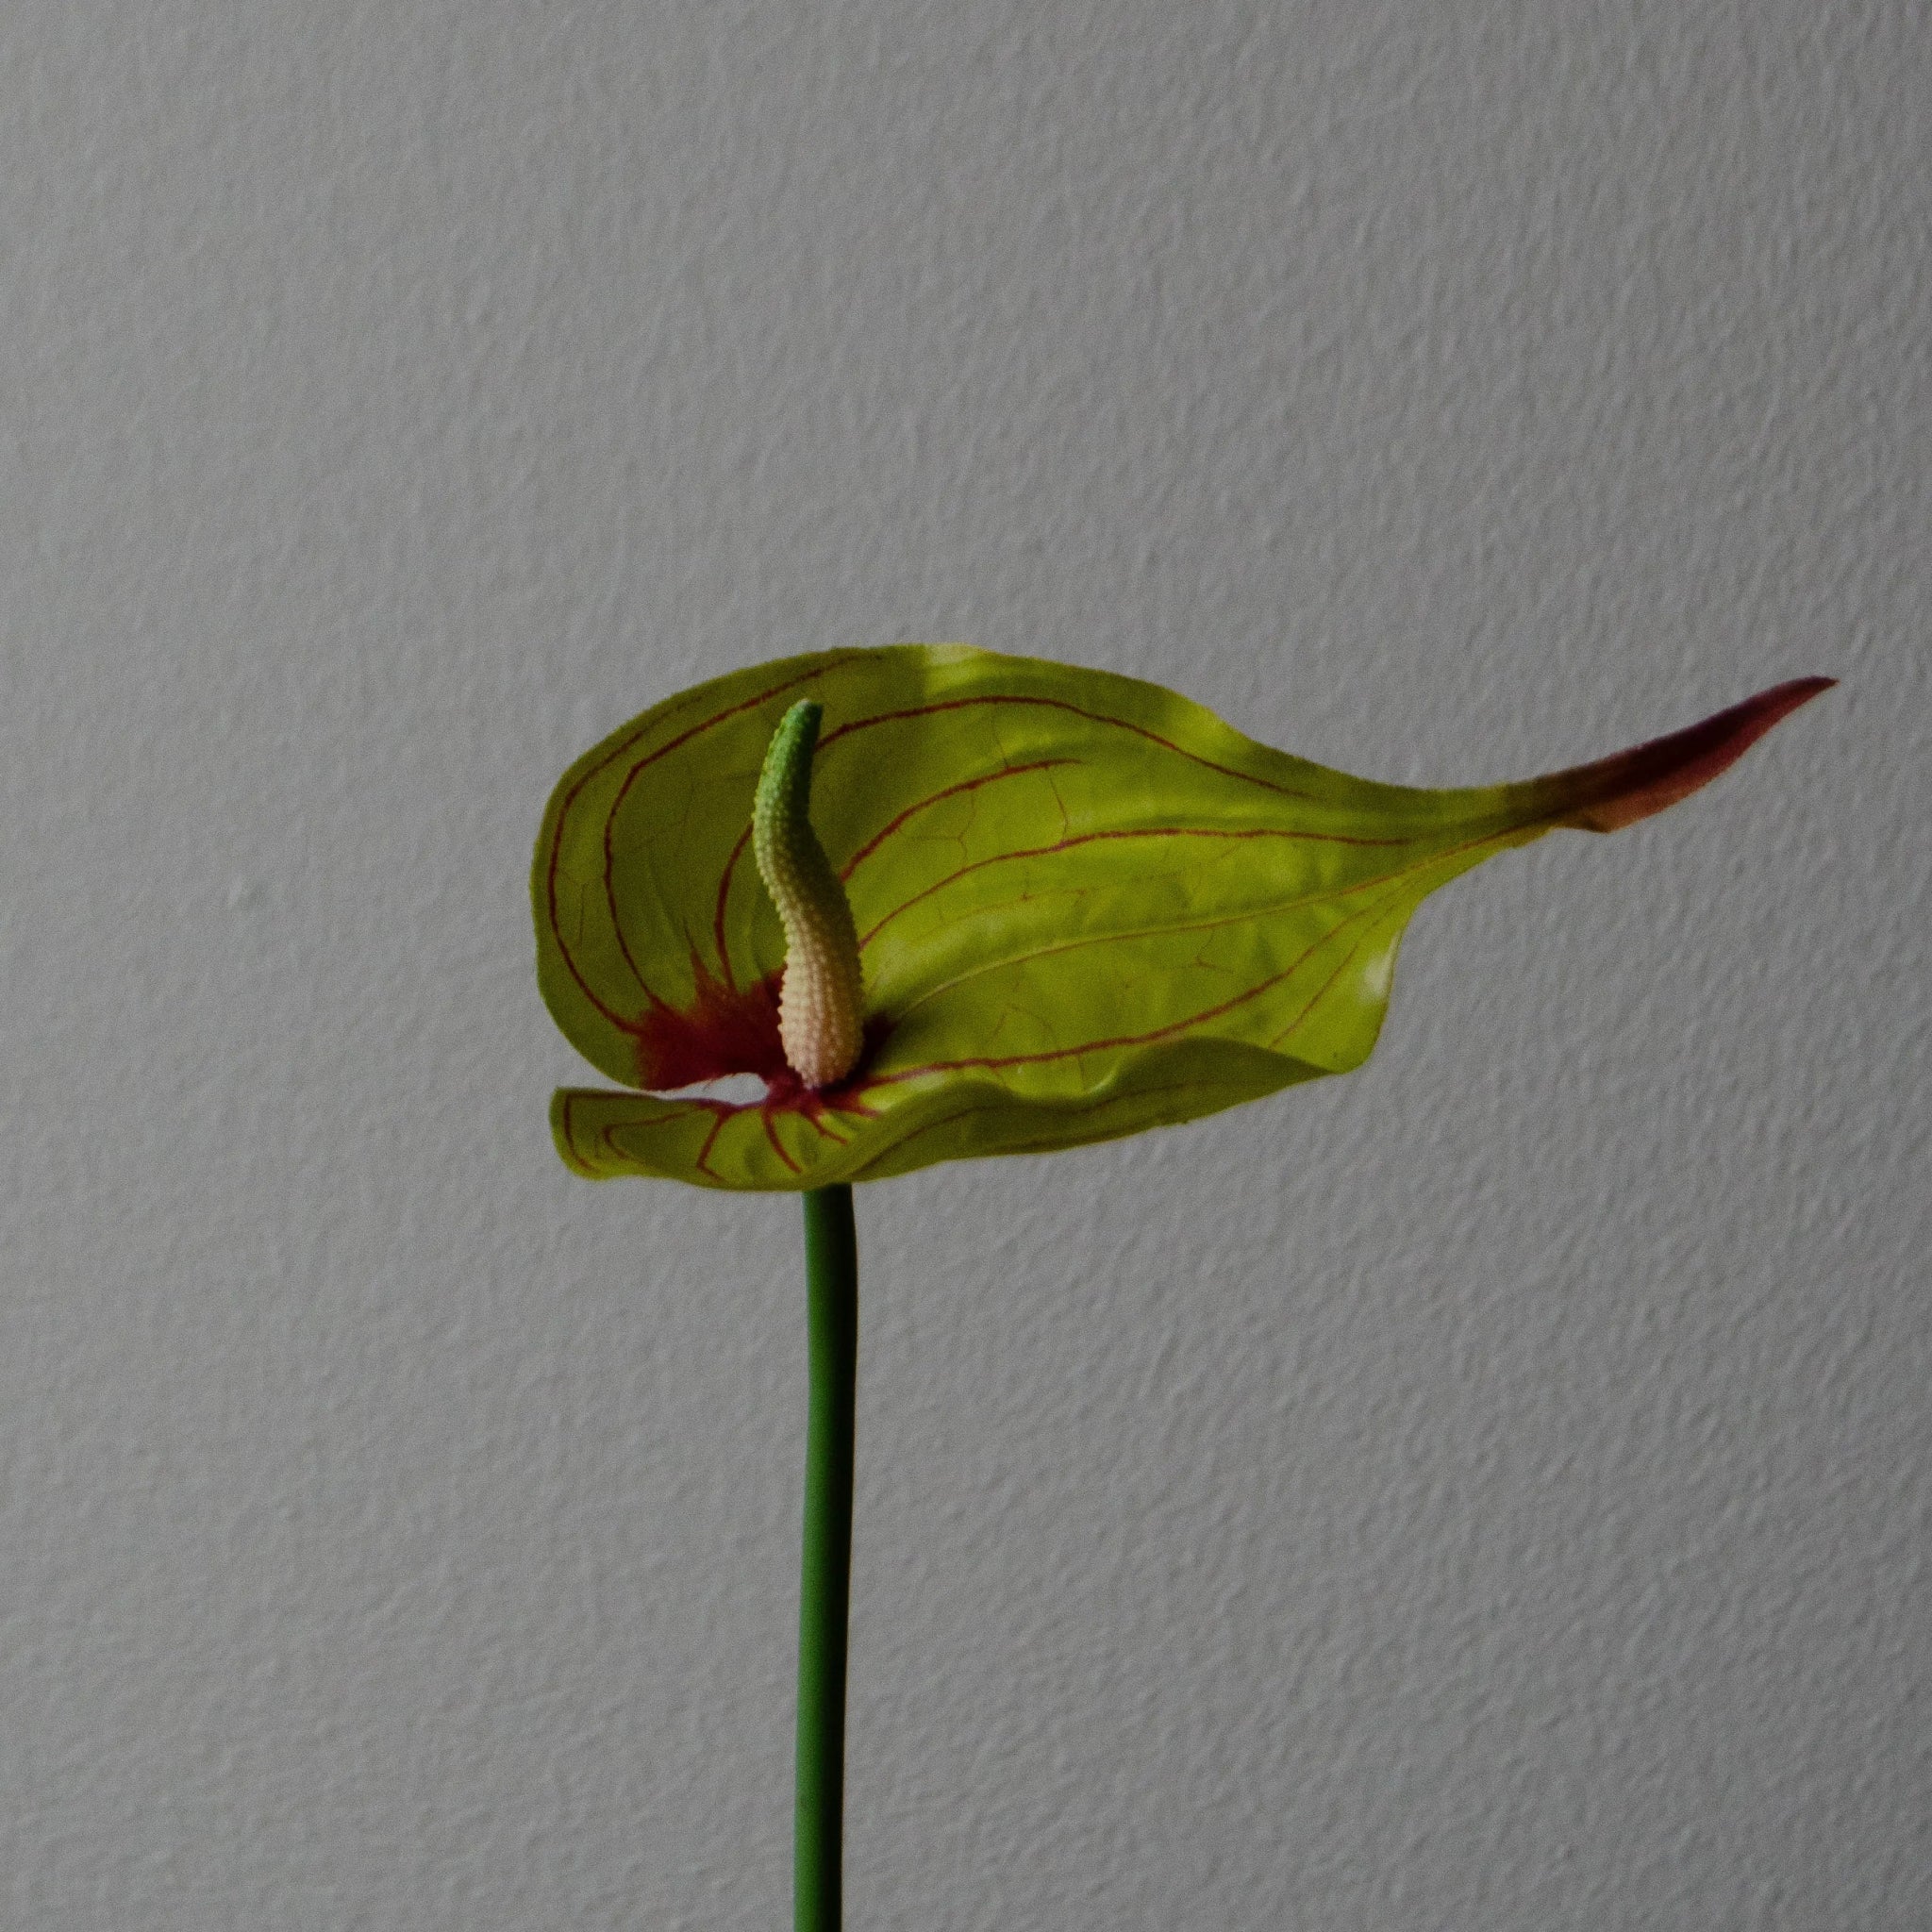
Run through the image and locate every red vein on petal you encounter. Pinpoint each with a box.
[695,1108,729,1182]
[843,1096,1039,1177]
[1263,871,1446,1051]
[839,758,1081,880]
[880,825,1529,1028]
[577,1098,727,1174]
[870,944,1324,1081]
[859,822,1421,951]
[712,822,754,988]
[760,1106,802,1174]
[600,665,839,1000]
[844,1078,1209,1180]
[816,695,1318,799]
[543,659,858,1031]
[870,824,1524,1082]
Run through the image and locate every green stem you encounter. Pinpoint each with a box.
[795,1184,858,1932]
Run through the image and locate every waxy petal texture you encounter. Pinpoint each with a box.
[534,646,1829,1190]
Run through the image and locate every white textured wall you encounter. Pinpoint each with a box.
[3,5,1924,1925]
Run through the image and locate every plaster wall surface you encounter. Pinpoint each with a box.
[1,4,1924,1925]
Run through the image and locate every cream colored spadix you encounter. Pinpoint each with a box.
[753,700,867,1088]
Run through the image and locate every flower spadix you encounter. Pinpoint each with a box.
[753,701,866,1089]
[533,645,1830,1191]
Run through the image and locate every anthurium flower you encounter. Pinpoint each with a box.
[533,645,1829,1191]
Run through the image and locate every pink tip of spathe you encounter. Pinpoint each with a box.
[1548,676,1836,833]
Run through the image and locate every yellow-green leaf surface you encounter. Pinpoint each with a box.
[535,645,1828,1191]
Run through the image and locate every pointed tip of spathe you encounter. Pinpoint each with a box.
[1542,675,1837,833]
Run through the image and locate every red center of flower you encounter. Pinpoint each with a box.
[632,955,888,1111]
[633,959,790,1091]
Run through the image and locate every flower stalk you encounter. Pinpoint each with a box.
[795,1182,858,1932]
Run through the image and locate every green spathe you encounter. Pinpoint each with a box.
[534,644,1829,1191]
